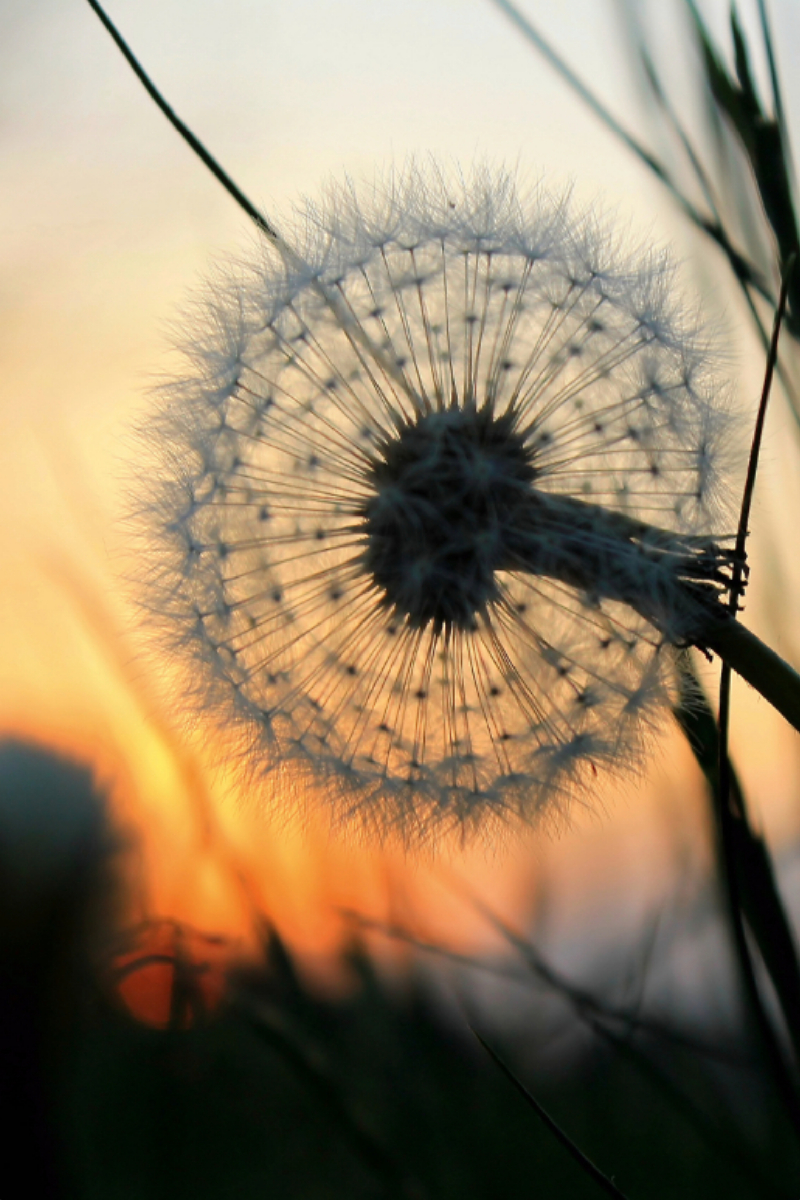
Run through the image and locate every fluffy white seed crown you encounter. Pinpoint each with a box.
[142,165,734,840]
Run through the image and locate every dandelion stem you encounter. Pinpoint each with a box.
[89,0,800,731]
[702,618,800,734]
[93,0,798,819]
[502,490,800,733]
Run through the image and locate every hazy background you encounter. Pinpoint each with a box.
[3,0,800,983]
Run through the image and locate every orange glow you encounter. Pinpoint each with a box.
[0,469,546,987]
[0,477,701,1002]
[4,399,799,1035]
[5,3,800,1028]
[112,921,233,1029]
[2,255,798,1020]
[2,412,796,1007]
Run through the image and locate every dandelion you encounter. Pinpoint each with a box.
[143,165,741,838]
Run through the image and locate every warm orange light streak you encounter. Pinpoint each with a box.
[2,424,796,1031]
[6,0,800,1028]
[0,453,546,982]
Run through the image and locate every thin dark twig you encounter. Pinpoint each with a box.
[345,910,748,1065]
[733,258,795,574]
[346,910,787,1194]
[472,1030,630,1199]
[464,905,790,1194]
[84,0,415,399]
[582,1008,790,1200]
[635,38,723,224]
[739,273,800,433]
[677,654,800,1072]
[486,0,772,308]
[489,0,662,176]
[619,3,800,431]
[84,0,277,240]
[716,260,800,1135]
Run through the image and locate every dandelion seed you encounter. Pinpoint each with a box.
[143,165,736,840]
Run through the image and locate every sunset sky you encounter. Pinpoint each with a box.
[3,0,800,979]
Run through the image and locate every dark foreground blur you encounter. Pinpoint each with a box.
[2,740,798,1199]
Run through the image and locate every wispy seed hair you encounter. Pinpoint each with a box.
[137,162,737,844]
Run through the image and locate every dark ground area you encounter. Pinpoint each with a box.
[3,741,799,1200]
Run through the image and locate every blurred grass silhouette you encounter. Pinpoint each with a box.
[6,1,800,1196]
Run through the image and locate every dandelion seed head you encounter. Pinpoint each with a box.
[141,164,735,842]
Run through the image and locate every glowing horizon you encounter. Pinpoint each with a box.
[3,1,799,1000]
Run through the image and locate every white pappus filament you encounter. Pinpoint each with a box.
[143,164,735,840]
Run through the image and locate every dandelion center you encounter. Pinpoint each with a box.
[360,403,535,631]
[142,164,735,838]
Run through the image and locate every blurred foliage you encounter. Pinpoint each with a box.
[49,926,798,1199]
[2,731,793,1198]
[10,3,800,1197]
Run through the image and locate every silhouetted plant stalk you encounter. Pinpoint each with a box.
[473,1030,631,1199]
[499,0,800,1139]
[671,265,800,1142]
[716,260,800,1128]
[491,0,800,419]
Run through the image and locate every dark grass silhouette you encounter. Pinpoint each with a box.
[9,3,800,1196]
